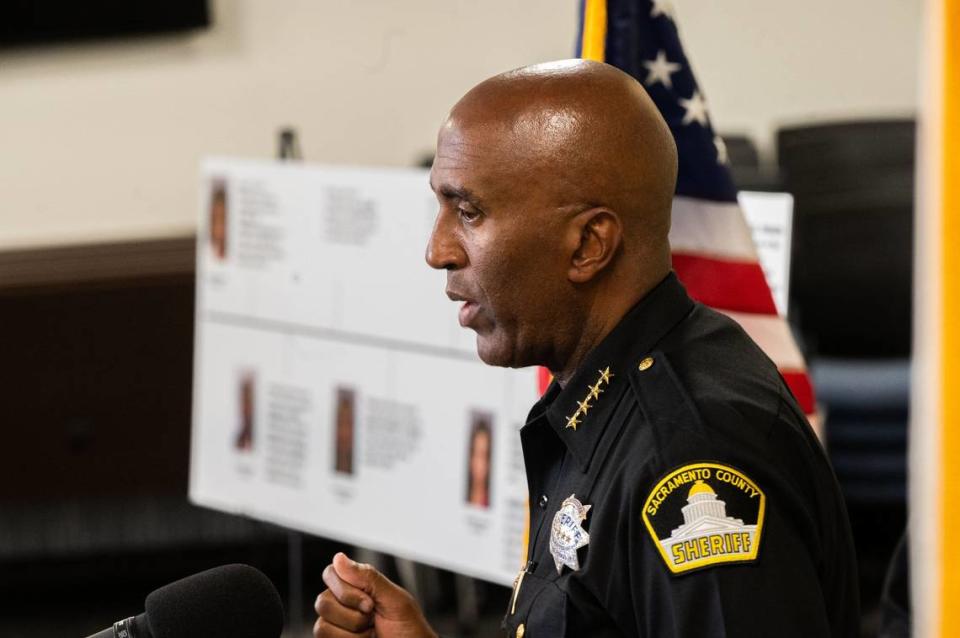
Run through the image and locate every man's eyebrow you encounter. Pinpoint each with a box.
[430,181,483,206]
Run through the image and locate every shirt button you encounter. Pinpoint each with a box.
[538,494,549,509]
[516,623,526,638]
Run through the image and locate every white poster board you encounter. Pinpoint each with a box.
[190,159,538,585]
[190,159,795,586]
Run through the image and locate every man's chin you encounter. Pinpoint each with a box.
[475,335,530,369]
[475,336,512,368]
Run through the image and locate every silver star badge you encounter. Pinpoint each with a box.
[549,495,591,573]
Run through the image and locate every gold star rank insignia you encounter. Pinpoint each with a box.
[599,366,613,384]
[564,366,615,430]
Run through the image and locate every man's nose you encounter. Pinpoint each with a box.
[425,213,467,270]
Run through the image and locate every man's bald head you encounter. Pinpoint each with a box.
[427,60,678,379]
[443,59,677,251]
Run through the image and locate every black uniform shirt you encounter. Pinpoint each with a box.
[502,273,859,638]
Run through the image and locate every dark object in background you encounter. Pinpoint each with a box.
[0,240,336,637]
[719,134,784,192]
[778,119,915,358]
[86,564,283,638]
[0,0,209,47]
[878,533,910,638]
[811,359,908,505]
[778,119,915,636]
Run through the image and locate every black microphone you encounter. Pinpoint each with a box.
[84,563,284,638]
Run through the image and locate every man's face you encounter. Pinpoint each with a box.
[426,118,573,368]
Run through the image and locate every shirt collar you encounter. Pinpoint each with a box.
[525,272,695,472]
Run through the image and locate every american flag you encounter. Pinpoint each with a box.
[577,0,818,420]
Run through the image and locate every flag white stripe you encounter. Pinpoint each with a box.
[670,196,759,262]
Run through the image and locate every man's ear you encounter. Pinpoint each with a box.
[567,208,623,283]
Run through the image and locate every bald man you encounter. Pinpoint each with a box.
[314,60,859,638]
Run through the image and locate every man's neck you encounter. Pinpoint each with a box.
[551,270,668,388]
[552,297,634,388]
[553,324,605,389]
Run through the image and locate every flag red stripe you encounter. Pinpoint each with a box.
[672,252,780,315]
[673,251,816,415]
[781,370,816,414]
[538,367,553,395]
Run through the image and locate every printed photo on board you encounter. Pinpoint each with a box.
[234,371,255,452]
[333,387,356,475]
[209,178,228,260]
[465,411,493,508]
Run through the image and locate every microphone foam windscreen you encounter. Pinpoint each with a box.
[144,563,284,638]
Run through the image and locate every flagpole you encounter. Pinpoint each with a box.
[579,0,607,61]
[911,0,956,635]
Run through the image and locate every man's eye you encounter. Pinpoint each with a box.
[458,206,482,222]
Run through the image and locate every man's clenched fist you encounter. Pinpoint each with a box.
[314,552,438,638]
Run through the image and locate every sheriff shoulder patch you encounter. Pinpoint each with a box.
[641,462,765,574]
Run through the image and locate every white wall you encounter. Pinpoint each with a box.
[0,0,921,250]
[675,0,922,150]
